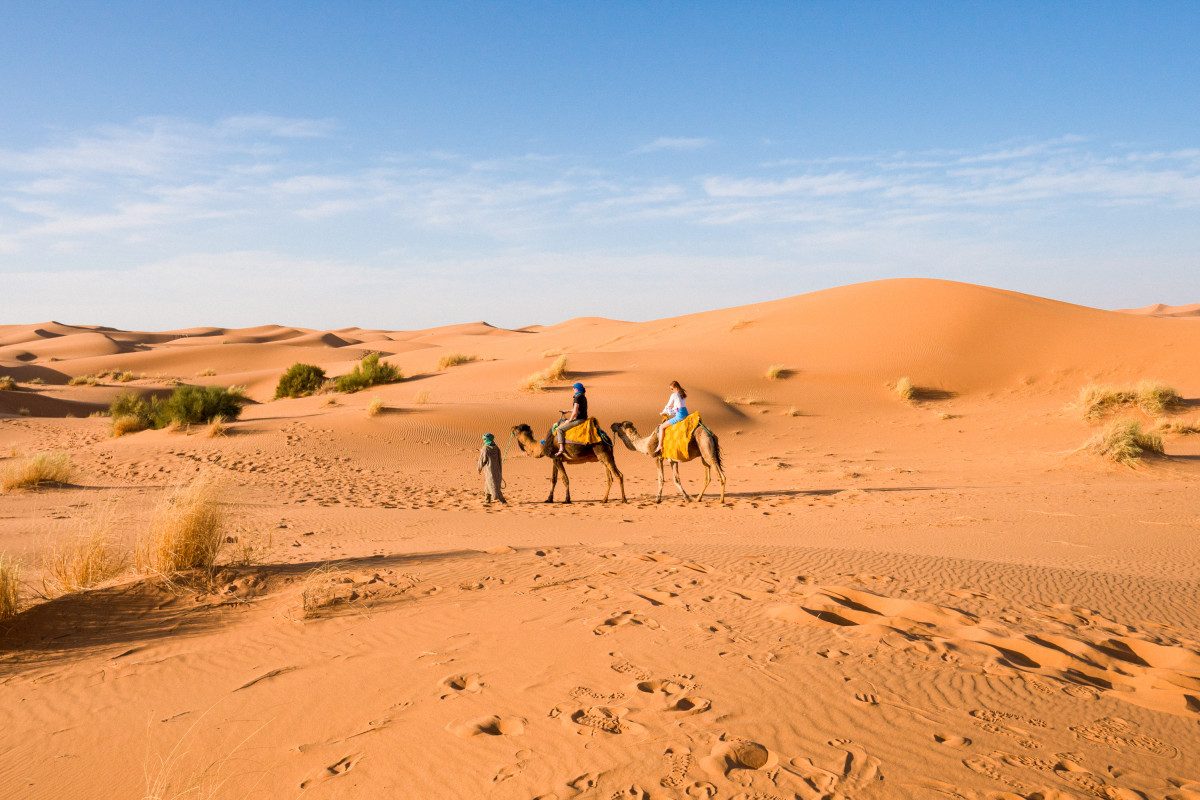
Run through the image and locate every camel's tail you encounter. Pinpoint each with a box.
[702,424,724,472]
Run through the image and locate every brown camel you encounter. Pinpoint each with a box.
[610,419,726,503]
[511,423,626,503]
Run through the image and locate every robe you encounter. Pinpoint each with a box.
[477,444,505,502]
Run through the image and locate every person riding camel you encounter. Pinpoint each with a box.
[554,382,588,457]
[652,380,689,456]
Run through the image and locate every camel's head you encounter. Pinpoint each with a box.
[611,420,638,436]
[511,424,544,457]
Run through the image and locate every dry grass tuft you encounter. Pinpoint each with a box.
[17,407,31,416]
[197,368,217,377]
[0,375,15,391]
[522,355,570,392]
[765,364,790,380]
[414,391,431,405]
[136,475,224,576]
[1078,381,1184,421]
[0,555,19,619]
[894,377,916,402]
[2,452,74,491]
[1087,419,1164,464]
[438,353,477,370]
[1157,418,1200,435]
[68,374,100,386]
[205,416,228,438]
[784,406,802,417]
[112,414,148,437]
[43,509,127,596]
[367,398,384,417]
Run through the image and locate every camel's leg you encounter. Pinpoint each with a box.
[714,460,726,504]
[697,459,711,502]
[655,458,665,503]
[602,458,613,502]
[670,461,692,501]
[545,460,558,503]
[613,459,625,503]
[561,462,571,504]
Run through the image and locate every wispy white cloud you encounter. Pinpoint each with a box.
[2,120,1198,325]
[634,136,714,153]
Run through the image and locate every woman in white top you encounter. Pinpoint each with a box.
[653,380,689,455]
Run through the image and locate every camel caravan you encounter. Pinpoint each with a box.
[500,380,727,505]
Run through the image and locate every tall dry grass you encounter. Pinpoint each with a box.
[2,452,74,491]
[1158,418,1200,435]
[136,475,224,577]
[0,555,19,619]
[1087,419,1164,464]
[1078,381,1184,421]
[765,364,789,380]
[366,398,384,417]
[0,375,15,391]
[42,507,127,596]
[438,353,477,370]
[522,355,569,391]
[894,377,916,402]
[204,416,228,438]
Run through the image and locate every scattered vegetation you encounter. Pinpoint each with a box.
[108,386,246,435]
[522,356,570,391]
[26,377,44,385]
[414,391,431,405]
[274,363,327,399]
[42,513,127,596]
[197,368,217,377]
[2,452,74,491]
[136,475,224,576]
[785,406,802,417]
[367,398,384,417]
[205,415,229,438]
[0,555,19,619]
[334,353,402,393]
[1157,418,1200,435]
[69,374,99,386]
[893,377,952,403]
[438,353,477,370]
[1078,381,1184,421]
[1087,419,1165,465]
[0,375,15,391]
[765,364,790,380]
[894,377,916,402]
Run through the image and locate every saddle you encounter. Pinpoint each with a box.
[660,412,702,461]
[557,417,605,446]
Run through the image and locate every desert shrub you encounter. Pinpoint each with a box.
[367,398,384,417]
[0,375,15,391]
[0,555,19,619]
[111,415,148,437]
[68,375,99,386]
[521,356,569,392]
[136,475,224,575]
[1088,419,1164,464]
[765,364,789,380]
[1135,381,1183,416]
[1078,381,1183,421]
[205,415,228,438]
[894,377,916,402]
[156,385,245,426]
[26,377,44,385]
[438,353,477,370]
[275,363,327,399]
[2,452,74,491]
[197,368,217,377]
[114,370,134,383]
[43,514,127,596]
[414,391,430,404]
[334,353,402,393]
[1157,418,1200,435]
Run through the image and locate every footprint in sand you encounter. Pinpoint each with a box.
[700,737,778,780]
[439,672,485,698]
[636,678,711,714]
[933,733,972,749]
[683,782,718,798]
[568,705,646,736]
[660,745,693,788]
[594,610,660,635]
[448,715,526,738]
[298,753,360,788]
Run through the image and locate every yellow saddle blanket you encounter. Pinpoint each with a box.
[661,413,702,461]
[563,417,603,445]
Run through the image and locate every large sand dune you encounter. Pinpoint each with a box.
[2,279,1199,799]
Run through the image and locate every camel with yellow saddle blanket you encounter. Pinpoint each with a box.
[610,413,726,503]
[511,418,625,504]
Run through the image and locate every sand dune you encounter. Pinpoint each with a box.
[2,279,1199,799]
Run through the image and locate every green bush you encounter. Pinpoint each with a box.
[334,353,402,393]
[108,385,245,434]
[275,363,327,399]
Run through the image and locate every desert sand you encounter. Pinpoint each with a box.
[1,278,1199,800]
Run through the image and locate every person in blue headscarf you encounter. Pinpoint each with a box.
[554,382,589,456]
[477,432,506,504]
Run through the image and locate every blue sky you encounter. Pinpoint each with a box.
[2,1,1198,328]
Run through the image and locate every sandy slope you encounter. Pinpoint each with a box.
[2,279,1200,800]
